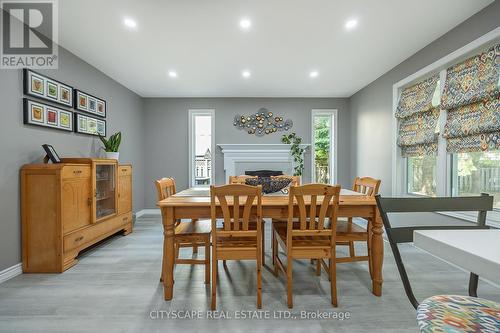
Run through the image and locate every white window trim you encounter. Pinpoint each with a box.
[188,109,215,187]
[311,109,338,184]
[392,27,500,227]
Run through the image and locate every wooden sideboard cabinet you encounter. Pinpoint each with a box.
[21,158,133,273]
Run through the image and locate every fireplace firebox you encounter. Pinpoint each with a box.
[245,170,283,178]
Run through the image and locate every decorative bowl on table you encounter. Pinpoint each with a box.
[245,177,292,194]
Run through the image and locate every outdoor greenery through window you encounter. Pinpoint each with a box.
[407,155,437,196]
[452,151,500,209]
[312,111,334,184]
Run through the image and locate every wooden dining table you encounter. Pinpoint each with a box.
[157,187,384,301]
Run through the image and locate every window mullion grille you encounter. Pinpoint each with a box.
[436,70,448,196]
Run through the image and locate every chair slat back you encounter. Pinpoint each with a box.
[352,177,380,196]
[228,175,257,184]
[288,184,341,236]
[211,184,262,232]
[376,193,493,244]
[377,195,493,213]
[155,177,177,201]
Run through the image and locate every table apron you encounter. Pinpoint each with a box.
[165,205,376,220]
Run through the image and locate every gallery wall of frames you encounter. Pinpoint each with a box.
[23,69,107,137]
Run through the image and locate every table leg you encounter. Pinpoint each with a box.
[162,207,175,300]
[370,208,384,296]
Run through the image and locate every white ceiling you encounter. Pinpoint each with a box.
[59,0,493,97]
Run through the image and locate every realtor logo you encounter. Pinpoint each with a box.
[1,0,58,69]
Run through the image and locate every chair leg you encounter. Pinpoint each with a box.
[193,244,198,254]
[348,242,355,257]
[330,257,338,307]
[347,218,355,258]
[468,273,479,297]
[272,229,279,277]
[262,221,266,263]
[205,240,210,285]
[367,223,374,280]
[323,259,331,281]
[211,250,217,310]
[257,245,262,309]
[175,243,180,260]
[271,226,276,267]
[316,258,321,276]
[287,256,293,309]
[160,254,164,282]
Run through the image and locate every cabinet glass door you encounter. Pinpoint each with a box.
[95,164,116,220]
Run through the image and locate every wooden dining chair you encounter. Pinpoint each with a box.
[338,177,380,275]
[375,194,493,309]
[210,184,263,310]
[338,177,380,260]
[272,184,341,308]
[314,177,381,277]
[155,178,211,284]
[228,175,266,263]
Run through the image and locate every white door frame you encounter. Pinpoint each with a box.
[188,109,215,187]
[311,109,338,184]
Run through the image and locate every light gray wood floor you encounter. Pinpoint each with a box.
[1,215,499,333]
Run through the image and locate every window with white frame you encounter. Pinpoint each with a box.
[394,34,500,215]
[188,109,215,187]
[311,109,337,184]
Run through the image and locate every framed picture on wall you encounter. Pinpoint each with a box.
[23,98,73,132]
[46,80,58,101]
[23,69,74,107]
[74,113,106,136]
[74,89,106,118]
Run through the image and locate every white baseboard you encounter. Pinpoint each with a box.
[135,209,161,218]
[0,263,22,284]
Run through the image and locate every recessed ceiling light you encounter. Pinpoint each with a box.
[242,70,251,78]
[239,18,251,30]
[168,71,178,78]
[309,71,319,78]
[123,17,137,29]
[345,18,358,30]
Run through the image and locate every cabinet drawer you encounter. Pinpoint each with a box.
[64,212,132,252]
[118,165,132,176]
[62,166,91,179]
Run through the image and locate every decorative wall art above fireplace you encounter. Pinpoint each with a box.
[233,108,293,136]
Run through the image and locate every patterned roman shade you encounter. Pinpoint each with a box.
[396,74,440,157]
[441,43,500,153]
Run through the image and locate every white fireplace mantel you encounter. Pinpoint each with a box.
[217,143,309,182]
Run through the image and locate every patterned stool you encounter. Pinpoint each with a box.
[417,295,500,333]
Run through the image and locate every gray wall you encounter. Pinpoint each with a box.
[349,2,500,195]
[143,98,350,208]
[0,47,145,271]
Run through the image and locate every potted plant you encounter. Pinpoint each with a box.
[281,132,304,177]
[98,132,121,160]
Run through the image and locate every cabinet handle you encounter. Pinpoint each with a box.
[73,170,82,174]
[121,169,127,172]
[75,236,84,242]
